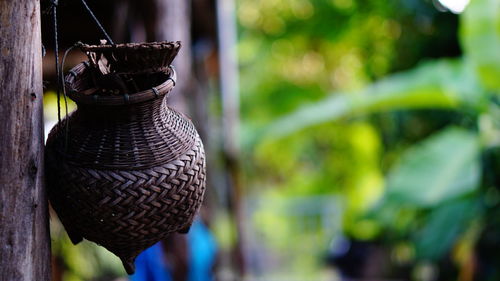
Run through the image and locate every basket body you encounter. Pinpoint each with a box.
[45,63,206,274]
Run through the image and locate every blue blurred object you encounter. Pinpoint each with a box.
[187,219,217,281]
[130,242,173,281]
[130,219,217,281]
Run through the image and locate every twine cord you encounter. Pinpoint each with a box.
[48,0,114,148]
[79,0,115,45]
[60,42,83,150]
[51,1,62,124]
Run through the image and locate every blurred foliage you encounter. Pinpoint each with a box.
[261,59,484,139]
[385,127,480,207]
[241,0,499,279]
[43,91,77,122]
[50,212,125,281]
[461,0,500,91]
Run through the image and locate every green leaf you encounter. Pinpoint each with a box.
[414,197,480,260]
[264,59,477,139]
[461,0,500,91]
[386,127,481,207]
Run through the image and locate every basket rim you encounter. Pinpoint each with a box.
[64,62,177,106]
[79,41,181,52]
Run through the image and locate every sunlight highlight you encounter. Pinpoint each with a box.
[438,0,470,13]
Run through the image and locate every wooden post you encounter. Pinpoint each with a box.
[153,0,193,114]
[217,0,246,276]
[0,1,51,281]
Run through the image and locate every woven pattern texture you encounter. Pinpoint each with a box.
[46,130,205,274]
[45,51,206,274]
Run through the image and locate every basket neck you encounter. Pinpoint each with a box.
[74,95,166,123]
[65,63,177,106]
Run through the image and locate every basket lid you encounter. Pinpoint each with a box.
[80,41,181,75]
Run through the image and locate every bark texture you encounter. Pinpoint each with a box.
[0,1,50,280]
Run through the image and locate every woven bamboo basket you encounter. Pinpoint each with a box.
[45,44,206,274]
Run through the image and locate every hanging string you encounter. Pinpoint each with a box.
[49,0,115,134]
[60,43,82,118]
[47,0,114,152]
[79,0,115,45]
[50,0,114,120]
[60,42,83,150]
[50,0,62,124]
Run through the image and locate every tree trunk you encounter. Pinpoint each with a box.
[0,1,50,281]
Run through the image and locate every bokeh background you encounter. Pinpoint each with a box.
[41,0,499,280]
